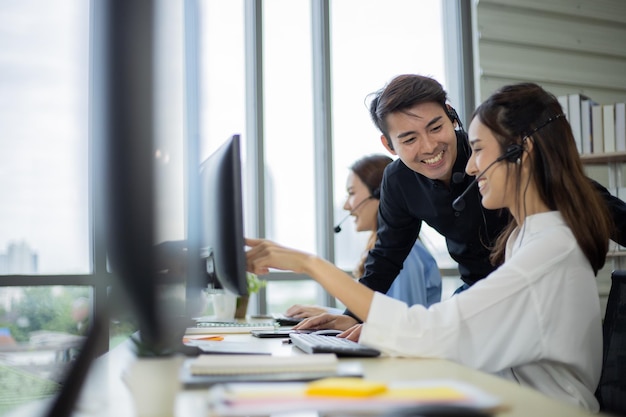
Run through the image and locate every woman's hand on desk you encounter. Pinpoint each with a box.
[293,313,358,332]
[286,304,328,318]
[338,324,363,342]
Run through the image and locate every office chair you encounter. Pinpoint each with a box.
[596,270,626,415]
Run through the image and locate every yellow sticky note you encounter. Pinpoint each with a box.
[305,377,387,397]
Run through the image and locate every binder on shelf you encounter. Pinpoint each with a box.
[568,93,589,154]
[615,102,625,152]
[592,104,604,154]
[581,98,595,154]
[603,104,616,153]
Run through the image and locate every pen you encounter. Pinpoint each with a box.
[182,335,224,342]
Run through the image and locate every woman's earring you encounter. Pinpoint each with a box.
[516,158,521,165]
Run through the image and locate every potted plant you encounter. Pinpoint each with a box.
[235,273,267,318]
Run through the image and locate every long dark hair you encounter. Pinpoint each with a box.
[473,83,612,274]
[350,154,392,278]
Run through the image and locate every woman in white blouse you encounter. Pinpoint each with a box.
[245,83,613,411]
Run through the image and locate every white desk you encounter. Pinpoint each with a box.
[9,333,607,417]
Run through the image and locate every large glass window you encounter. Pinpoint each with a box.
[198,1,246,160]
[0,2,92,412]
[260,1,324,310]
[0,1,90,276]
[263,0,316,252]
[330,0,454,273]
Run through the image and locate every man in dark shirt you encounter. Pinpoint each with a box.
[296,74,626,335]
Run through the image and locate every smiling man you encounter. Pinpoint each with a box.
[365,74,507,294]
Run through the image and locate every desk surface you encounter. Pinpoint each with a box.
[9,333,604,417]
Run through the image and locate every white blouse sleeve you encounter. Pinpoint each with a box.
[360,223,583,373]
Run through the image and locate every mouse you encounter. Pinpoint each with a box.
[311,329,343,336]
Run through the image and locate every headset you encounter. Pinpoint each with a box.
[501,143,524,163]
[447,105,474,185]
[447,106,463,131]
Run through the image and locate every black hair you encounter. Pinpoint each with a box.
[368,74,449,148]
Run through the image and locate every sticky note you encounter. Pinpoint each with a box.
[305,377,387,397]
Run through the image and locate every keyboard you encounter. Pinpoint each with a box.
[289,333,381,357]
[186,321,276,334]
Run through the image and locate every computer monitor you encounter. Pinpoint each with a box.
[197,134,249,297]
[103,133,249,351]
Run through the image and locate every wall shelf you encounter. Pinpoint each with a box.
[580,152,626,165]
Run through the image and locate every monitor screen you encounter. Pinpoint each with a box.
[198,134,249,297]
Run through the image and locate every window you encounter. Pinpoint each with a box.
[0,3,95,412]
[262,0,316,252]
[197,1,246,160]
[329,0,453,271]
[0,1,90,276]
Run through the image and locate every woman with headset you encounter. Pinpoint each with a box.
[246,83,613,412]
[285,154,441,319]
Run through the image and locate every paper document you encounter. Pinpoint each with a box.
[189,353,337,375]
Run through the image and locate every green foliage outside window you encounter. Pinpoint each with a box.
[0,286,90,343]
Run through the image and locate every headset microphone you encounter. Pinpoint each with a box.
[334,196,375,233]
[451,172,465,184]
[451,144,523,212]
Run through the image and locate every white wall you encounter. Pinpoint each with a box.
[472,0,626,105]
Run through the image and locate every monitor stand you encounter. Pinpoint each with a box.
[138,315,202,357]
[172,316,201,357]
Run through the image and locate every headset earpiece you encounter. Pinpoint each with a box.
[447,106,465,134]
[447,106,460,124]
[447,105,469,158]
[502,144,524,163]
[371,187,381,199]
